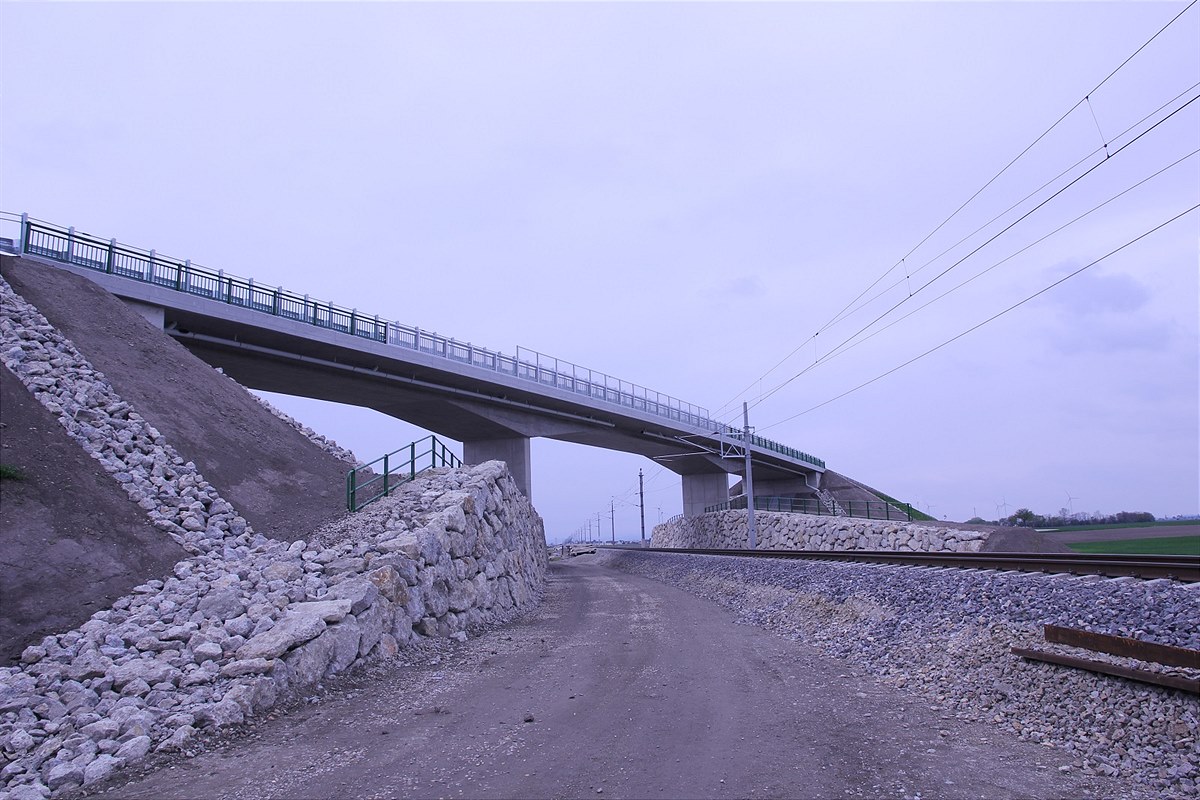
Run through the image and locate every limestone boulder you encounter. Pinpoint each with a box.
[236,613,326,660]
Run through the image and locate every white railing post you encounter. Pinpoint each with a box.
[66,226,75,262]
[18,213,28,252]
[147,249,156,281]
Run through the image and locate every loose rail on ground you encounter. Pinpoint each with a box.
[601,546,1200,583]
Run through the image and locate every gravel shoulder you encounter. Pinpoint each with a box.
[86,558,1129,800]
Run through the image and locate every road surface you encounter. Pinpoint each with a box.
[95,558,1118,799]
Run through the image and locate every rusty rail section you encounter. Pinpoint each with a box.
[1012,625,1200,695]
[1042,624,1200,668]
[604,546,1200,583]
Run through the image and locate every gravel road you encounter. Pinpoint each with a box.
[86,558,1125,800]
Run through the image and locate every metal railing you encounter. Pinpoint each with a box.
[706,495,915,522]
[346,435,462,512]
[3,214,825,470]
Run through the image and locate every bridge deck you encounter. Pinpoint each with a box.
[2,215,825,488]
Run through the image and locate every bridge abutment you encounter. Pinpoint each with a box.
[464,436,532,498]
[121,298,165,328]
[753,475,820,495]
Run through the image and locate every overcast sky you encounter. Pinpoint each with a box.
[2,2,1196,541]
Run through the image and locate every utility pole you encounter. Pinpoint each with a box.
[597,511,603,544]
[638,469,646,543]
[743,402,757,550]
[610,498,616,544]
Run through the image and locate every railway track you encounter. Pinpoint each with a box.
[600,546,1200,583]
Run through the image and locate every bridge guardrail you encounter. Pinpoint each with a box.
[706,495,915,522]
[3,213,824,470]
[347,435,462,512]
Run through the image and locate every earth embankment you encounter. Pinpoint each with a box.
[0,369,187,664]
[1,256,351,542]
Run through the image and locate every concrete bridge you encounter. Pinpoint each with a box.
[1,214,827,516]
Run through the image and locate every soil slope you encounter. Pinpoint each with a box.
[0,368,187,664]
[1,256,350,542]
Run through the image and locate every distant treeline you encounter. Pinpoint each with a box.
[967,509,1157,528]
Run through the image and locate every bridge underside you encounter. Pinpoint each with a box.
[176,335,815,510]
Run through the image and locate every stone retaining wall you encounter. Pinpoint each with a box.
[0,463,546,798]
[651,510,990,552]
[0,273,548,797]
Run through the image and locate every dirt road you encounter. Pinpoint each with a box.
[94,559,1116,800]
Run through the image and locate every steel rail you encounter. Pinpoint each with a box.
[600,546,1200,583]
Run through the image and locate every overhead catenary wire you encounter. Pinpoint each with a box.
[812,0,1197,338]
[757,203,1200,431]
[720,83,1198,429]
[716,82,1200,429]
[742,90,1199,416]
[797,146,1200,373]
[710,1,1198,423]
[814,81,1200,340]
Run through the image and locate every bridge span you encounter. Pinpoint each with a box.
[1,214,827,516]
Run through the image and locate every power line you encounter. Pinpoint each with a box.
[822,81,1200,331]
[744,90,1198,415]
[757,203,1199,431]
[803,147,1200,373]
[711,2,1197,422]
[710,80,1200,424]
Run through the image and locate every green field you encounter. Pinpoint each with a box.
[1043,520,1197,533]
[1067,535,1200,556]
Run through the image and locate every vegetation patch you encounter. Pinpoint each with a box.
[875,492,935,521]
[1066,535,1200,556]
[0,464,26,481]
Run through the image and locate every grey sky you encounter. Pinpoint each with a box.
[2,2,1196,540]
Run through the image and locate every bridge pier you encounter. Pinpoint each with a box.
[464,436,532,498]
[682,473,730,518]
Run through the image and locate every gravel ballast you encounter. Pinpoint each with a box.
[599,549,1200,799]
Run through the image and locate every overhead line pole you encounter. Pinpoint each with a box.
[639,469,646,544]
[744,402,757,550]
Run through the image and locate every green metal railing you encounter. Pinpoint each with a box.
[706,495,915,522]
[346,435,462,512]
[3,213,827,471]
